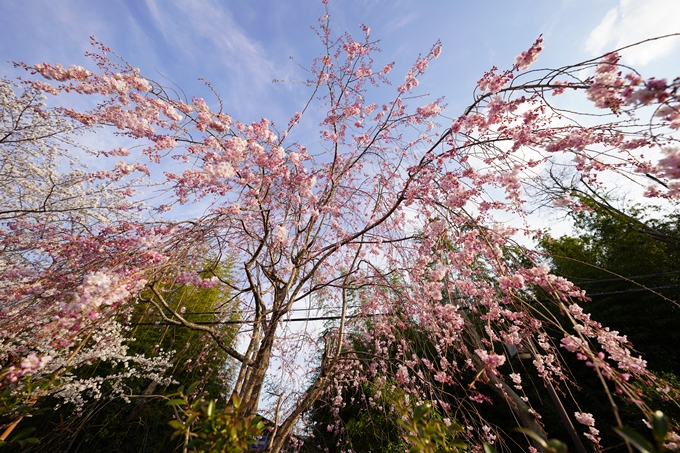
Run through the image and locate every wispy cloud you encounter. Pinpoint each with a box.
[141,0,277,100]
[585,0,680,65]
[382,11,418,34]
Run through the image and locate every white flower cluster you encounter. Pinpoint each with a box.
[0,78,139,227]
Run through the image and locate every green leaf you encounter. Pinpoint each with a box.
[166,398,186,406]
[16,438,40,448]
[513,428,548,449]
[187,381,201,396]
[230,392,241,409]
[483,444,499,453]
[9,427,36,442]
[613,427,656,453]
[167,420,184,430]
[651,411,668,442]
[546,439,569,453]
[447,439,468,449]
[186,439,206,449]
[448,422,464,432]
[412,404,430,422]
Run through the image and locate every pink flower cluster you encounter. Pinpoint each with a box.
[415,102,442,119]
[175,271,219,288]
[477,37,544,94]
[657,146,680,179]
[567,304,648,377]
[514,37,544,70]
[586,52,624,112]
[475,349,506,371]
[397,40,441,94]
[574,412,601,446]
[395,365,410,385]
[477,66,513,94]
[655,104,680,129]
[652,146,680,197]
[586,51,680,129]
[63,271,146,318]
[625,77,669,106]
[5,354,53,384]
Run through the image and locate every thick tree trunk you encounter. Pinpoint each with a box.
[267,361,332,453]
[471,355,547,453]
[462,315,546,452]
[238,322,278,418]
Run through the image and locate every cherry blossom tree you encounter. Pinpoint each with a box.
[2,7,680,452]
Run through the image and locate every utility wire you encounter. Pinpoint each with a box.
[161,273,680,316]
[127,313,381,326]
[574,271,680,285]
[127,282,680,327]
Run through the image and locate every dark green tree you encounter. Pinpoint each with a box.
[14,264,240,453]
[536,200,680,449]
[541,202,680,375]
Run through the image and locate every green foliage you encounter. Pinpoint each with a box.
[166,387,264,453]
[394,400,467,453]
[538,200,680,448]
[541,201,680,374]
[512,429,568,453]
[304,384,471,453]
[0,377,54,422]
[0,428,40,449]
[614,411,673,453]
[8,264,239,452]
[468,411,678,453]
[302,382,410,453]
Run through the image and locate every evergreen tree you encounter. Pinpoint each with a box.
[541,202,680,375]
[15,265,239,453]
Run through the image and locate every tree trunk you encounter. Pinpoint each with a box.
[472,355,547,453]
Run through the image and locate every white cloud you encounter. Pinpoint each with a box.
[143,0,274,80]
[382,11,418,34]
[585,0,680,65]
[585,7,618,55]
[141,0,283,118]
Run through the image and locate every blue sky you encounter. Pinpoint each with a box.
[2,0,679,129]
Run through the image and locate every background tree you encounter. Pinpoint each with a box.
[537,200,680,449]
[305,201,680,452]
[10,265,239,453]
[1,76,177,444]
[542,200,680,375]
[0,77,144,226]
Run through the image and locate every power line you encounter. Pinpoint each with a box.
[583,284,680,298]
[574,271,680,285]
[127,313,382,326]
[175,306,361,316]
[127,282,680,327]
